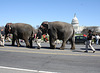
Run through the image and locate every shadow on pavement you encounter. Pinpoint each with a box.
[81,48,100,51]
[41,47,60,50]
[5,44,25,47]
[72,50,84,53]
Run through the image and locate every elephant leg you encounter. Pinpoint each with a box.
[24,39,30,48]
[16,39,21,47]
[60,40,66,50]
[12,35,16,46]
[49,37,56,49]
[29,37,33,48]
[70,37,75,50]
[12,39,15,46]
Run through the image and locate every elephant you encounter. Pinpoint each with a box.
[39,21,75,50]
[5,23,37,47]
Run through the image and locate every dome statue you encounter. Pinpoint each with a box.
[71,14,79,26]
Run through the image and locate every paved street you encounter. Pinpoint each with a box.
[0,42,100,73]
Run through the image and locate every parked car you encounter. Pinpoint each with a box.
[75,36,87,44]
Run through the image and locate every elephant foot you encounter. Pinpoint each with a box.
[12,44,15,46]
[17,45,20,47]
[30,44,33,48]
[70,46,75,50]
[26,42,30,48]
[50,45,56,49]
[26,45,30,48]
[30,46,32,48]
[17,44,21,47]
[26,46,30,48]
[60,47,64,50]
[30,45,33,48]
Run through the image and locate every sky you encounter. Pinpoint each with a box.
[0,0,100,28]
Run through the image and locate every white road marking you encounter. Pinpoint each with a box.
[0,66,58,73]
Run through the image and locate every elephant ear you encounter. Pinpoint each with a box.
[6,23,13,32]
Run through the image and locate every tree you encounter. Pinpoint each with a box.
[81,26,100,35]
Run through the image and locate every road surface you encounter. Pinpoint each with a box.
[0,42,100,73]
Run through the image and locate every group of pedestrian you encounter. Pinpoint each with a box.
[83,29,100,53]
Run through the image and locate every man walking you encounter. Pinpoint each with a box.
[36,29,42,49]
[85,30,95,53]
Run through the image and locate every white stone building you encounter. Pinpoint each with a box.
[71,14,85,34]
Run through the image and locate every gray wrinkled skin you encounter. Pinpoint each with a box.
[5,23,37,48]
[39,21,75,50]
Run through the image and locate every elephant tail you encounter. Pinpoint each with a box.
[72,29,75,41]
[72,29,75,37]
[31,28,37,38]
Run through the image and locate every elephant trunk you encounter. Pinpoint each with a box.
[5,33,8,39]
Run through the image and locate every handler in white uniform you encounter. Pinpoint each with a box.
[36,29,42,49]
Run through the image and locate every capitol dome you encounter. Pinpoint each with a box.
[71,14,79,26]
